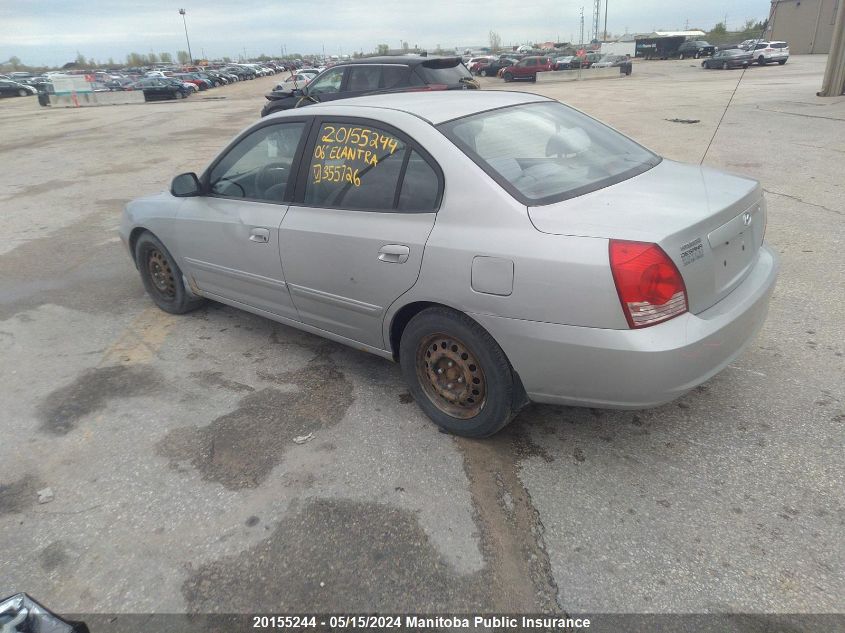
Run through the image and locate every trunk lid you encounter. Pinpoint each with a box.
[527,159,766,314]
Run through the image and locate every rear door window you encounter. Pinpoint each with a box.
[398,151,439,212]
[381,65,407,89]
[346,66,381,92]
[305,122,406,210]
[414,59,472,85]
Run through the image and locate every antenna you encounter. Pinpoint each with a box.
[700,25,769,164]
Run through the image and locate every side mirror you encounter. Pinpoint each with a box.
[171,172,201,197]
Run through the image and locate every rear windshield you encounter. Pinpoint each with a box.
[415,59,472,85]
[439,101,660,205]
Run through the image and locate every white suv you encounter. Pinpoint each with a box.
[751,41,789,65]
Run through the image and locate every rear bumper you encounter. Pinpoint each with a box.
[471,244,779,409]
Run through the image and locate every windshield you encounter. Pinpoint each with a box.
[439,101,660,205]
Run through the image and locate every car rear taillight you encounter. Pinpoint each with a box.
[609,240,688,328]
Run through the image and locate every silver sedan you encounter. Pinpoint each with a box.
[120,91,778,436]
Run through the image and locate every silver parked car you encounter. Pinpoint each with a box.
[120,91,778,437]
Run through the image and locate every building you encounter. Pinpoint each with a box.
[768,0,840,53]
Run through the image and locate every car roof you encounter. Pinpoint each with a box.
[333,55,462,67]
[283,90,551,125]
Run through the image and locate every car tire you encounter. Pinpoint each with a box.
[135,232,205,315]
[722,62,729,70]
[678,53,685,60]
[175,91,184,99]
[399,307,520,437]
[503,72,513,82]
[530,74,537,82]
[694,51,701,59]
[758,56,766,65]
[18,89,28,97]
[778,59,787,65]
[481,69,488,77]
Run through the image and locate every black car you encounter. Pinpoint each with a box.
[701,48,753,69]
[481,57,518,76]
[0,80,36,97]
[260,56,479,117]
[677,40,715,59]
[129,78,192,101]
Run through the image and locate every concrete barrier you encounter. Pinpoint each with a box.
[536,67,622,83]
[49,91,146,107]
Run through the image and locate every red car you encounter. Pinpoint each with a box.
[501,56,553,82]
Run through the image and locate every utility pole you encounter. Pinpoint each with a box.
[580,7,585,47]
[603,0,608,40]
[592,0,601,41]
[178,9,193,64]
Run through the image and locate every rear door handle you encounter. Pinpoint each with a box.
[249,228,270,243]
[378,244,410,264]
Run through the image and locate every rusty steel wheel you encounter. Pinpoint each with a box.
[146,249,176,300]
[134,232,205,314]
[416,333,487,419]
[400,307,521,437]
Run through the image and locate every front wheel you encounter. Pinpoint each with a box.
[679,53,685,60]
[758,56,766,65]
[135,233,205,314]
[18,89,28,97]
[481,69,488,77]
[399,307,519,437]
[694,51,701,59]
[503,72,513,82]
[778,59,787,65]
[722,62,729,70]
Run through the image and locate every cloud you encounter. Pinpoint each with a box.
[1,0,770,66]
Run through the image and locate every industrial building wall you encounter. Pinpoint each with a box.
[769,0,839,53]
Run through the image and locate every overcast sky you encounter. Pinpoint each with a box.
[3,0,771,67]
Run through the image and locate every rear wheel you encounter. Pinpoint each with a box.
[679,53,685,60]
[722,62,729,70]
[503,72,513,82]
[481,68,488,77]
[399,307,518,437]
[778,59,787,65]
[758,55,766,65]
[135,232,205,314]
[694,51,701,59]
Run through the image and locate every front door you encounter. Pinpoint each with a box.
[173,120,309,320]
[280,118,442,349]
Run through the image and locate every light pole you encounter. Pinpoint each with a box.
[178,9,193,64]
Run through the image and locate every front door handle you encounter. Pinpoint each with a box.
[249,228,270,243]
[378,244,410,264]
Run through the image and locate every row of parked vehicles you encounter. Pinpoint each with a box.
[3,62,288,103]
[465,52,632,82]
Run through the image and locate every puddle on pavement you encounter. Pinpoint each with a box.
[158,361,353,490]
[37,364,161,435]
[182,498,491,612]
[0,474,45,515]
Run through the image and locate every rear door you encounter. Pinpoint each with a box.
[279,117,442,348]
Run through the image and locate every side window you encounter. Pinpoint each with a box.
[209,122,306,202]
[346,66,381,92]
[305,122,406,211]
[308,68,344,95]
[398,151,439,212]
[381,65,406,89]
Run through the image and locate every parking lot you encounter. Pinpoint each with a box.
[1,56,843,617]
